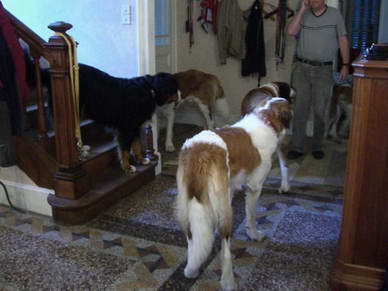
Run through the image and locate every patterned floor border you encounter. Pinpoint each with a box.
[0,189,343,290]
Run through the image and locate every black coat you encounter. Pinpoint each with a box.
[241,0,266,85]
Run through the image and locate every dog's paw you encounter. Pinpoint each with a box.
[220,278,236,291]
[246,227,265,241]
[184,266,199,278]
[165,143,175,152]
[278,183,290,193]
[123,164,137,174]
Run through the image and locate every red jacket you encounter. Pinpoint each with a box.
[0,1,29,101]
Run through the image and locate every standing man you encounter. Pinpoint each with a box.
[287,0,349,160]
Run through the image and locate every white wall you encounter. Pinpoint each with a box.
[174,0,299,123]
[3,0,139,78]
[174,0,339,124]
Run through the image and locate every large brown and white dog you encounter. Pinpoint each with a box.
[241,82,296,193]
[162,69,229,152]
[175,98,292,290]
[327,84,353,140]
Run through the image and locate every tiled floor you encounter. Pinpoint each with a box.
[0,124,348,290]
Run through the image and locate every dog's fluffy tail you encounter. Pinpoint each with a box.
[176,147,231,277]
[214,98,230,121]
[214,81,229,121]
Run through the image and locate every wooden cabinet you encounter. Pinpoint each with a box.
[330,59,388,290]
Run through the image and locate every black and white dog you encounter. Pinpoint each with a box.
[27,60,179,173]
[78,64,179,173]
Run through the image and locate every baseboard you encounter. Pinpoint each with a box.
[0,166,52,216]
[330,260,385,290]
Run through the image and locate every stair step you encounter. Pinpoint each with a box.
[48,162,156,225]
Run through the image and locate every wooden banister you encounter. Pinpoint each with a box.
[7,9,158,224]
[30,52,48,139]
[44,21,90,200]
[5,9,48,59]
[45,22,79,168]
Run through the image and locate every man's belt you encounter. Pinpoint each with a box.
[296,57,333,66]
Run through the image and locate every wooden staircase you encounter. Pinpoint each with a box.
[7,11,158,225]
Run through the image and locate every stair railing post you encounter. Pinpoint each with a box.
[30,50,48,140]
[45,22,89,201]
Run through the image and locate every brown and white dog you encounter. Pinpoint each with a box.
[175,98,292,290]
[162,69,229,152]
[241,82,296,193]
[241,81,296,114]
[327,84,353,141]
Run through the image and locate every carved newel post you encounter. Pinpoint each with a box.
[45,22,90,203]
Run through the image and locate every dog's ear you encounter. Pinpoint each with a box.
[280,110,293,129]
[150,73,178,105]
[272,100,293,129]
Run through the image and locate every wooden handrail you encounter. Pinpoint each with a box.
[6,8,49,140]
[5,8,48,59]
[7,9,80,169]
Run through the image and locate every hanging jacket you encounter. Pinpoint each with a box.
[241,0,266,84]
[0,2,29,103]
[0,33,19,166]
[217,0,246,64]
[0,29,23,136]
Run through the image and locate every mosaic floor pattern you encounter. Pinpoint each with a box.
[0,123,346,290]
[0,174,342,290]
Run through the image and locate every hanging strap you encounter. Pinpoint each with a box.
[55,32,89,159]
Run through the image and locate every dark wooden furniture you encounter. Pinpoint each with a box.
[7,10,157,225]
[330,56,388,290]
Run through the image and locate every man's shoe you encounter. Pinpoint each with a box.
[287,150,304,160]
[312,150,325,160]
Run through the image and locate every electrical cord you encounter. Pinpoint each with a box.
[0,179,25,213]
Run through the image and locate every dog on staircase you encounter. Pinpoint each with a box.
[25,58,180,173]
[78,64,180,173]
[161,69,229,152]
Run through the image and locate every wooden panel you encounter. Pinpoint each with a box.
[330,59,388,290]
[353,78,388,267]
[48,163,156,225]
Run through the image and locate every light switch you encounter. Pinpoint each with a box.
[121,4,132,25]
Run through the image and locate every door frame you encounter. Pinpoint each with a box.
[137,0,156,75]
[136,0,178,175]
[137,0,177,75]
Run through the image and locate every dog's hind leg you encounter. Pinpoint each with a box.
[338,103,352,139]
[117,132,137,173]
[118,148,136,173]
[132,137,150,165]
[277,148,290,193]
[218,203,235,290]
[165,103,176,152]
[210,171,235,290]
[197,102,214,130]
[220,236,236,291]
